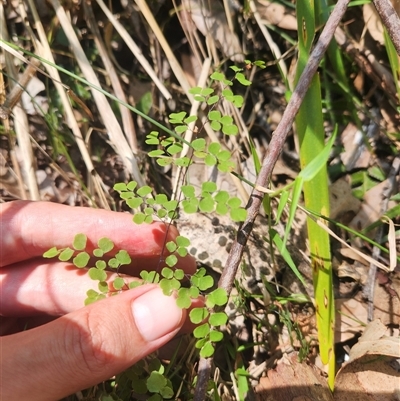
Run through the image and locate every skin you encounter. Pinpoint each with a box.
[0,201,197,400]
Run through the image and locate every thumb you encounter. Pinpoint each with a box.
[1,285,185,401]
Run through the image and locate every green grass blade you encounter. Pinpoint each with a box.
[295,0,335,390]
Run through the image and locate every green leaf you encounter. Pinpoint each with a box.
[194,150,207,158]
[88,267,107,281]
[108,258,119,269]
[176,236,190,247]
[140,270,160,283]
[73,252,90,268]
[174,269,185,280]
[231,95,244,107]
[93,249,103,257]
[193,323,210,338]
[207,95,219,105]
[98,237,114,253]
[209,330,224,342]
[133,213,146,224]
[199,196,215,213]
[227,197,241,208]
[125,197,142,209]
[113,277,126,290]
[230,208,247,222]
[208,142,221,156]
[167,143,183,155]
[160,277,181,295]
[43,247,60,258]
[216,203,229,215]
[191,138,206,151]
[222,89,234,97]
[137,91,153,114]
[160,386,174,399]
[59,247,74,262]
[175,125,187,134]
[127,181,138,191]
[95,260,106,270]
[165,254,178,267]
[161,267,174,279]
[169,111,186,123]
[119,191,134,200]
[200,342,215,358]
[144,207,154,215]
[176,289,191,309]
[209,312,228,326]
[189,286,200,298]
[197,275,214,291]
[148,149,165,157]
[189,307,209,324]
[145,131,159,145]
[175,157,191,167]
[184,115,197,124]
[208,110,221,121]
[202,181,217,193]
[166,241,177,252]
[136,186,152,197]
[207,288,228,306]
[146,371,167,393]
[116,250,131,265]
[201,87,214,96]
[73,233,87,250]
[182,198,199,214]
[113,182,127,192]
[189,86,202,95]
[230,65,242,72]
[164,200,178,211]
[217,150,232,161]
[222,124,238,135]
[210,121,221,131]
[195,338,207,349]
[156,157,173,167]
[220,115,233,125]
[235,72,252,86]
[194,95,205,102]
[210,71,225,81]
[204,154,217,166]
[214,190,229,203]
[218,160,235,172]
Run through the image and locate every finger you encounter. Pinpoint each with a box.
[0,259,139,316]
[0,201,195,273]
[1,285,186,401]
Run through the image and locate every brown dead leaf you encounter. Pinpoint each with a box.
[182,0,243,62]
[255,0,297,31]
[336,296,368,343]
[329,176,361,221]
[334,320,400,401]
[363,4,384,45]
[255,353,334,401]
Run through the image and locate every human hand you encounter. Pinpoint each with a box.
[0,200,197,401]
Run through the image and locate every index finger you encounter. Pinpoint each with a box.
[0,201,194,272]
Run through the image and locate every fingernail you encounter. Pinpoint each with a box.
[132,287,183,342]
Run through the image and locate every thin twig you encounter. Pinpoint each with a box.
[373,0,400,55]
[193,1,351,399]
